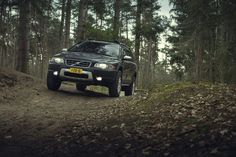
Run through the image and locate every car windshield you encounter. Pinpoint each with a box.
[68,42,120,57]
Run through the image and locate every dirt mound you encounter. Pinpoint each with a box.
[0,68,42,103]
[0,68,37,86]
[58,83,236,157]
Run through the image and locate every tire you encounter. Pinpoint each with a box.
[109,71,122,97]
[125,80,135,96]
[76,83,86,91]
[47,72,61,91]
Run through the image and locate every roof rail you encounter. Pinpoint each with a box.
[83,39,129,47]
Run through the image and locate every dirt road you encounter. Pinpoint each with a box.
[0,68,235,157]
[0,68,146,156]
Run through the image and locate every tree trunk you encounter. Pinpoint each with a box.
[16,0,30,73]
[125,12,129,40]
[113,0,121,40]
[134,0,142,88]
[100,19,103,29]
[77,0,88,41]
[134,0,142,67]
[64,0,72,48]
[195,36,203,82]
[59,0,66,48]
[0,5,6,67]
[147,39,153,88]
[42,0,52,79]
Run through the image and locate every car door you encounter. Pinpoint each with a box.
[122,47,136,85]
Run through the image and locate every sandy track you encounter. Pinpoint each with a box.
[0,78,138,157]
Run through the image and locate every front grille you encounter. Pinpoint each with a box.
[64,72,88,79]
[66,59,91,68]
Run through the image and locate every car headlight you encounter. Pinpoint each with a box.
[50,57,64,64]
[94,63,116,70]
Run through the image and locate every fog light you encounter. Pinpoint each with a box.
[53,71,58,76]
[96,77,102,81]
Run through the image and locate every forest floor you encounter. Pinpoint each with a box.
[0,68,236,157]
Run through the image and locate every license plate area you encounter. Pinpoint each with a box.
[68,68,83,74]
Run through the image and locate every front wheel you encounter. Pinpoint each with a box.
[109,71,122,97]
[47,73,61,91]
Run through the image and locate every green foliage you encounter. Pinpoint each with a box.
[85,26,114,41]
[167,0,236,83]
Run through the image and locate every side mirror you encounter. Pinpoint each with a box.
[123,55,132,61]
[61,48,67,52]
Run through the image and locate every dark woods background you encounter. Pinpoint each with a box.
[0,0,236,89]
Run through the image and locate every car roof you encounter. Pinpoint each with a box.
[86,40,117,45]
[82,39,129,48]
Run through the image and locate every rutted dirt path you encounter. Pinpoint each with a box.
[0,68,236,157]
[0,68,143,157]
[0,84,119,138]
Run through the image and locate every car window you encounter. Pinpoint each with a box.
[68,42,120,57]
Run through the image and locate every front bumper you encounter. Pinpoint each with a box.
[48,64,118,86]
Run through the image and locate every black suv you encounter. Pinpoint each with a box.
[47,40,137,97]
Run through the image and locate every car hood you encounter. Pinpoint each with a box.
[55,51,119,63]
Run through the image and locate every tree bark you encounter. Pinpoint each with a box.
[134,0,142,88]
[125,12,129,40]
[64,0,72,48]
[77,0,88,41]
[134,0,142,67]
[16,0,30,73]
[59,0,66,48]
[195,36,203,82]
[113,0,121,40]
[0,5,6,67]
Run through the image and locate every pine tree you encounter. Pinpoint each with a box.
[17,0,31,73]
[64,0,72,48]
